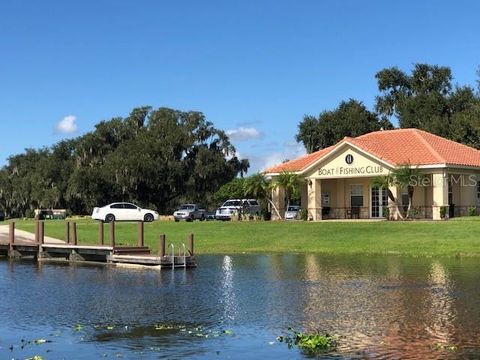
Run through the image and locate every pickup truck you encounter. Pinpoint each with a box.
[215,199,261,221]
[173,204,207,222]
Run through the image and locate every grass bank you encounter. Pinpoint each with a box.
[5,217,480,257]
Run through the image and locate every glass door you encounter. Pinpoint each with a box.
[371,187,388,218]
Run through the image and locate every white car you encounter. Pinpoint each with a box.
[91,202,159,223]
[285,205,301,220]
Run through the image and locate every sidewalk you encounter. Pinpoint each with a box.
[0,225,64,244]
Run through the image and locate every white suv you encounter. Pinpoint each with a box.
[215,199,261,220]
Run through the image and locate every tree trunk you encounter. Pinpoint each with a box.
[406,186,414,219]
[267,199,282,220]
[386,189,404,220]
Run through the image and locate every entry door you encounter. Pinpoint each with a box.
[371,187,388,218]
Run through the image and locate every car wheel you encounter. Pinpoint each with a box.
[186,217,193,222]
[174,219,179,222]
[105,214,115,223]
[144,213,154,222]
[200,214,205,221]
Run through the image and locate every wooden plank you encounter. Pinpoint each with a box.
[42,244,114,250]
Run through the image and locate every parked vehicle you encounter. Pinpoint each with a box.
[34,209,67,220]
[0,210,5,222]
[205,211,217,221]
[91,202,159,223]
[285,205,301,220]
[215,199,261,221]
[173,204,207,222]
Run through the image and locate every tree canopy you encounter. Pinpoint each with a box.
[0,106,249,217]
[375,63,480,144]
[296,99,392,153]
[296,63,480,153]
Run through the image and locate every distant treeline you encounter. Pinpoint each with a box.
[2,63,480,218]
[0,107,249,217]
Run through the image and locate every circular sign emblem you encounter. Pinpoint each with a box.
[345,154,354,165]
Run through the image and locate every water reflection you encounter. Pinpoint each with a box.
[220,255,237,322]
[1,255,480,359]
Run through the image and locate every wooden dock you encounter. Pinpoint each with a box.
[0,221,196,269]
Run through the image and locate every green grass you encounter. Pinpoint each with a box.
[5,217,480,257]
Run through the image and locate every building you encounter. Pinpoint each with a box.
[265,129,480,220]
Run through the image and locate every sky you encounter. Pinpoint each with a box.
[1,0,479,173]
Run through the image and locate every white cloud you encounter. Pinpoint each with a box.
[244,142,306,173]
[55,115,77,134]
[226,127,263,141]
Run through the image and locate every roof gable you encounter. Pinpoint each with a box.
[265,129,480,174]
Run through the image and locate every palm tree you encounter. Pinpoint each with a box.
[371,174,404,220]
[372,164,424,219]
[275,171,301,217]
[391,164,424,218]
[243,173,281,219]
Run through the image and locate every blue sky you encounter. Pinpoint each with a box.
[1,0,479,172]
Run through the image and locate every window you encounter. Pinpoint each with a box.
[477,181,480,205]
[448,180,453,205]
[223,200,241,207]
[123,203,138,209]
[350,185,363,207]
[111,204,123,209]
[322,193,330,206]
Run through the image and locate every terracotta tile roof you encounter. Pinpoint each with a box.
[264,144,336,173]
[265,128,480,174]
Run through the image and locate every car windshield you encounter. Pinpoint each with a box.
[180,205,195,210]
[287,206,300,211]
[223,200,241,207]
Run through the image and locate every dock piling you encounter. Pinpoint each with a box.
[188,233,194,256]
[71,222,77,245]
[35,221,40,244]
[159,234,166,257]
[64,222,70,244]
[39,221,44,244]
[137,222,144,247]
[8,221,15,252]
[109,221,115,247]
[98,221,104,245]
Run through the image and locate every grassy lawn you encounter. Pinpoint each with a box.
[3,217,480,257]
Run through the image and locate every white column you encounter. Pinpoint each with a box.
[308,179,322,221]
[432,172,449,220]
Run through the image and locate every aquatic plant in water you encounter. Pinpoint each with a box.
[277,328,337,355]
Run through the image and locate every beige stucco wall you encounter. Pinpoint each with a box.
[450,173,477,207]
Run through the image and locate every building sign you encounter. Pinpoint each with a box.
[318,165,384,177]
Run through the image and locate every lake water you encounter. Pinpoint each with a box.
[1,254,480,359]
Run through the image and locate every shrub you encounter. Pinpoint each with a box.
[25,209,35,219]
[300,208,308,221]
[468,206,477,216]
[440,206,447,219]
[382,206,390,219]
[262,210,271,221]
